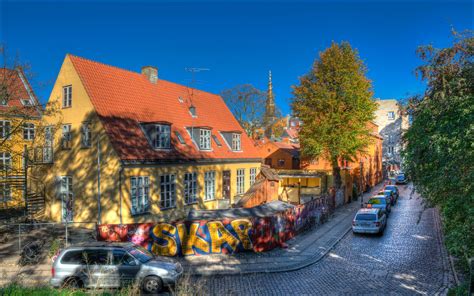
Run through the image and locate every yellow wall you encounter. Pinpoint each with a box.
[43,55,260,224]
[0,115,43,208]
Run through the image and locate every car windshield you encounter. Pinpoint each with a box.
[356,214,376,221]
[129,246,154,263]
[369,198,386,204]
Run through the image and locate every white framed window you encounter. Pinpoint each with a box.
[58,176,73,204]
[160,174,176,209]
[81,122,92,148]
[0,98,7,106]
[199,129,211,150]
[387,111,395,120]
[232,133,241,151]
[184,172,198,204]
[236,168,245,194]
[23,123,35,140]
[204,171,216,201]
[130,176,150,215]
[62,124,72,149]
[0,121,11,139]
[154,124,171,149]
[63,85,72,108]
[44,126,54,163]
[250,168,257,185]
[0,184,11,202]
[0,152,11,170]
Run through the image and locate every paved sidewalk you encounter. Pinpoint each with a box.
[178,183,385,276]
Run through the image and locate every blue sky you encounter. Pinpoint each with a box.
[1,0,472,115]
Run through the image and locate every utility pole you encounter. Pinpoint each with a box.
[97,138,101,225]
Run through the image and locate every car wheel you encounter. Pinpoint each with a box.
[142,276,163,294]
[62,277,82,289]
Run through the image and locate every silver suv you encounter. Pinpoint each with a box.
[352,208,387,235]
[50,242,182,294]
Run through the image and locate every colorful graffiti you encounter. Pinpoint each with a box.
[97,196,332,257]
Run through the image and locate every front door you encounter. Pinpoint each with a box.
[222,170,231,199]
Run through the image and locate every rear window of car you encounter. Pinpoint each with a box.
[368,198,386,204]
[61,250,84,264]
[356,214,376,221]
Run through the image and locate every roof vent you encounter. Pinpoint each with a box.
[189,105,197,117]
[141,66,158,84]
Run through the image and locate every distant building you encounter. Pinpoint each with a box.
[373,99,409,172]
[263,71,277,139]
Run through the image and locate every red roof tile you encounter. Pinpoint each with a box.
[68,55,261,162]
[0,68,42,118]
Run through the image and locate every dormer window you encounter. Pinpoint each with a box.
[143,123,171,149]
[199,129,211,150]
[232,133,241,151]
[220,131,242,151]
[21,99,32,106]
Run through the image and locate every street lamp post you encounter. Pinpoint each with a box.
[359,160,364,208]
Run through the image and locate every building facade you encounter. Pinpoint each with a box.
[0,68,46,210]
[373,99,409,172]
[43,55,261,224]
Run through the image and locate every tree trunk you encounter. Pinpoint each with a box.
[331,157,342,190]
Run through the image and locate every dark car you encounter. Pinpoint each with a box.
[384,185,399,200]
[396,174,408,185]
[378,190,396,205]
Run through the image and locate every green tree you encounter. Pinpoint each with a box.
[292,42,376,189]
[403,31,474,266]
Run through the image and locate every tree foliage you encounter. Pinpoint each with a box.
[292,42,376,189]
[402,31,474,264]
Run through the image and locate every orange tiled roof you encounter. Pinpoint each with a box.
[0,68,42,118]
[68,55,261,162]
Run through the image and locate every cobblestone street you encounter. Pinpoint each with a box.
[201,185,455,295]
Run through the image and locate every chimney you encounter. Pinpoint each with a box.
[141,66,158,84]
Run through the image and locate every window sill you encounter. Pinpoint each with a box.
[184,202,198,206]
[204,198,215,202]
[62,106,72,109]
[130,210,151,217]
[160,206,176,211]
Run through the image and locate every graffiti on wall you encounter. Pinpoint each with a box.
[97,196,331,257]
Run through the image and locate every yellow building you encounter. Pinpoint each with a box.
[43,55,262,224]
[0,68,47,210]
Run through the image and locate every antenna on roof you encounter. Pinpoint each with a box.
[184,67,210,108]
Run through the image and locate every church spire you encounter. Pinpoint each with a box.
[264,70,276,139]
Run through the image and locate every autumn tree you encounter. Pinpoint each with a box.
[402,31,473,270]
[292,42,376,189]
[221,84,267,138]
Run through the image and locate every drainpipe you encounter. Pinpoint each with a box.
[119,163,124,225]
[97,138,101,225]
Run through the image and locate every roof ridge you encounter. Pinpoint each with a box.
[67,54,220,98]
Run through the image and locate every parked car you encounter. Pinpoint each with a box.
[396,173,408,185]
[352,208,387,235]
[378,189,396,205]
[50,242,183,294]
[367,195,391,215]
[384,185,399,200]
